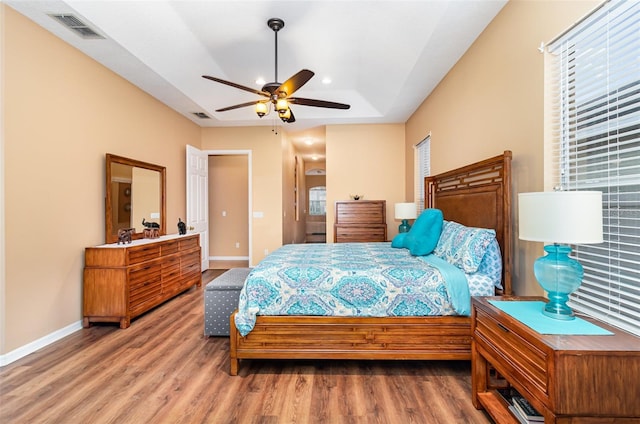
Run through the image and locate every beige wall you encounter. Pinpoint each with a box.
[405,0,600,296]
[208,155,249,257]
[200,127,283,264]
[1,6,201,354]
[326,124,406,242]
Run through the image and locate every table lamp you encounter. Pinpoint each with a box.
[518,190,603,320]
[395,203,417,233]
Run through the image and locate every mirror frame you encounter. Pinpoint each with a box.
[105,153,167,244]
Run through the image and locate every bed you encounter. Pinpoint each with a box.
[229,151,512,375]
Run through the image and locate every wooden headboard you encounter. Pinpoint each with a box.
[425,151,512,295]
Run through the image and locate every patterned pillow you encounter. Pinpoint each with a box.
[476,238,503,288]
[434,221,496,273]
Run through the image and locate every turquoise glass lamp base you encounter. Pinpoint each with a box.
[533,244,584,320]
[398,220,411,233]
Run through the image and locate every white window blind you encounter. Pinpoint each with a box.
[414,136,431,212]
[547,0,640,335]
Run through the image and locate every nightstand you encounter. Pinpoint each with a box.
[471,296,640,424]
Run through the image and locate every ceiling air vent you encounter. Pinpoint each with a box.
[49,14,104,39]
[192,112,211,119]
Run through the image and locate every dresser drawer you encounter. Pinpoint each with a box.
[162,257,181,279]
[129,262,161,289]
[160,240,179,255]
[335,201,385,224]
[128,244,161,264]
[181,252,201,276]
[335,225,386,242]
[129,271,161,312]
[474,308,548,397]
[179,236,199,251]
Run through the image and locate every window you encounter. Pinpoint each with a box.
[415,135,431,212]
[547,0,640,335]
[308,186,326,216]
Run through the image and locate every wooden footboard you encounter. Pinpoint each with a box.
[229,312,471,375]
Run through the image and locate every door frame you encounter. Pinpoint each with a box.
[205,149,253,267]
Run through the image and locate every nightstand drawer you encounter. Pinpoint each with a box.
[475,308,548,396]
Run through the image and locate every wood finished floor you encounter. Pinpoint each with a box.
[0,270,493,424]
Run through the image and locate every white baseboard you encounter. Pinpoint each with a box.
[0,320,83,367]
[209,255,249,261]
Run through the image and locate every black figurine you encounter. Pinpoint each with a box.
[177,218,187,235]
[117,228,134,244]
[142,218,160,229]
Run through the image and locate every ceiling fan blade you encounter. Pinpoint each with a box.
[202,75,269,97]
[216,100,261,112]
[289,97,351,110]
[277,69,314,97]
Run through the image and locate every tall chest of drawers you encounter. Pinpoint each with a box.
[334,200,387,242]
[83,234,201,328]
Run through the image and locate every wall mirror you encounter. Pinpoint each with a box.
[105,154,166,244]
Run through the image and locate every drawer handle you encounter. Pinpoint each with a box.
[497,323,509,333]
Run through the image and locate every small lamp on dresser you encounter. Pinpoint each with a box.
[395,202,417,233]
[518,190,603,320]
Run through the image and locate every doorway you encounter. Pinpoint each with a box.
[208,154,250,268]
[187,146,252,269]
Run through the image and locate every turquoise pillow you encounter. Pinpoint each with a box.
[407,208,444,256]
[391,232,408,248]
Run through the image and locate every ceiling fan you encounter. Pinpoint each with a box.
[202,18,350,124]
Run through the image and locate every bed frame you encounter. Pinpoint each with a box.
[229,151,512,375]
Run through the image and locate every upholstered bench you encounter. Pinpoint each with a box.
[204,268,251,336]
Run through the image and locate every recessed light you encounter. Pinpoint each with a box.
[256,77,266,85]
[322,77,332,84]
[304,139,314,146]
[312,155,318,161]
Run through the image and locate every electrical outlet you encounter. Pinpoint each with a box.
[235,242,240,248]
[264,248,269,256]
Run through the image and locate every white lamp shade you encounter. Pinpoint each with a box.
[518,191,603,244]
[395,203,417,220]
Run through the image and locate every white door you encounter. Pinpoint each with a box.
[186,145,209,271]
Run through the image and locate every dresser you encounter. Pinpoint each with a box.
[83,234,201,328]
[334,200,387,242]
[472,296,640,423]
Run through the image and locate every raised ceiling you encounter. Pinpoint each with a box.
[6,0,507,160]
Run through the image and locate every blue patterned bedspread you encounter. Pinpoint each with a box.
[234,243,478,336]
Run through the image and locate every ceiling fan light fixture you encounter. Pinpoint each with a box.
[256,102,268,117]
[202,17,350,123]
[279,108,292,122]
[276,98,288,114]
